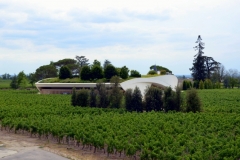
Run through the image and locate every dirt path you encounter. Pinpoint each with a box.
[0,130,129,160]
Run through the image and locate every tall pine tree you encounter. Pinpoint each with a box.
[190,35,207,81]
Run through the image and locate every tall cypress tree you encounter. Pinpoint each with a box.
[190,35,207,81]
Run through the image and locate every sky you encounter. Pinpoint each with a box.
[0,0,239,75]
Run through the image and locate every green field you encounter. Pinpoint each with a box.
[0,89,240,159]
[0,79,11,89]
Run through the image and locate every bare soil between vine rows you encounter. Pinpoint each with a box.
[0,130,131,160]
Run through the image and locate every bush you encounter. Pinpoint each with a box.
[125,89,133,112]
[130,70,141,77]
[76,89,89,107]
[147,70,157,75]
[91,65,103,80]
[163,87,176,112]
[71,87,77,106]
[89,88,97,107]
[10,75,18,89]
[144,86,163,111]
[109,76,122,109]
[96,83,109,108]
[59,66,72,79]
[104,65,118,80]
[80,66,91,80]
[160,70,166,75]
[185,88,202,113]
[132,86,143,112]
[199,80,204,89]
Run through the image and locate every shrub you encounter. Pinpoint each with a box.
[71,87,77,106]
[147,70,157,75]
[89,88,97,107]
[10,75,18,89]
[76,89,89,107]
[130,70,141,77]
[160,70,166,75]
[186,88,202,113]
[144,86,163,112]
[80,66,91,80]
[96,83,109,108]
[109,76,122,109]
[104,65,118,80]
[163,87,176,112]
[59,66,72,79]
[125,89,133,112]
[199,80,204,89]
[132,86,143,112]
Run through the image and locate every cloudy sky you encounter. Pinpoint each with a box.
[0,0,239,75]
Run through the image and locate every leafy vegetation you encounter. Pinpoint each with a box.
[0,89,240,159]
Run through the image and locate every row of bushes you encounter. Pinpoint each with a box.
[72,76,202,113]
[183,79,221,90]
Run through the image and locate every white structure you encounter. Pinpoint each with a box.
[35,75,178,94]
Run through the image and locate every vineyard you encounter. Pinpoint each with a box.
[0,89,240,159]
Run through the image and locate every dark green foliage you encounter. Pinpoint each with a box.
[124,89,133,112]
[17,71,28,89]
[92,59,101,67]
[175,86,182,112]
[199,80,204,89]
[59,66,72,79]
[109,76,122,109]
[193,81,199,88]
[190,35,207,81]
[76,89,89,107]
[28,73,36,87]
[149,65,172,73]
[104,65,118,80]
[131,86,143,112]
[103,59,111,69]
[53,58,78,75]
[130,70,141,77]
[96,83,109,108]
[120,66,129,79]
[163,87,176,112]
[91,65,103,80]
[182,80,192,90]
[160,70,166,75]
[71,87,77,106]
[144,86,163,112]
[89,88,97,107]
[186,88,202,112]
[80,66,91,80]
[10,75,18,89]
[35,64,58,81]
[147,70,157,75]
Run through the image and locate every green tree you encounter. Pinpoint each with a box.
[35,64,58,81]
[17,71,28,89]
[132,86,143,112]
[120,66,129,79]
[10,75,18,89]
[190,35,207,81]
[104,65,118,80]
[103,59,111,69]
[175,86,182,112]
[199,80,204,89]
[186,88,202,113]
[53,58,78,75]
[28,73,36,88]
[71,87,77,107]
[149,65,172,74]
[80,66,91,80]
[163,87,176,112]
[59,66,72,79]
[109,76,122,109]
[91,65,103,80]
[147,70,157,75]
[96,83,109,108]
[76,89,89,107]
[124,89,133,112]
[130,70,141,77]
[144,86,163,112]
[75,56,89,75]
[89,88,97,107]
[92,59,101,67]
